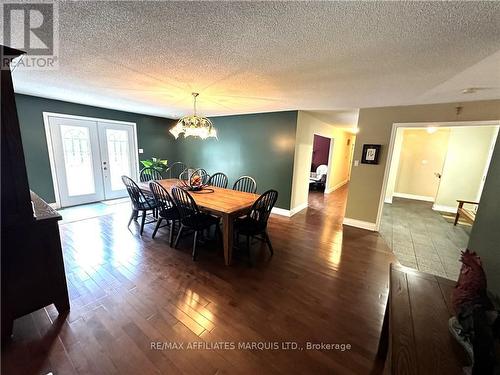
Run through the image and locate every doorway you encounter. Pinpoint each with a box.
[309,134,332,192]
[384,125,498,211]
[44,113,138,207]
[379,121,499,280]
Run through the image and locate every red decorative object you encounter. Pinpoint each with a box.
[179,168,210,192]
[451,249,488,315]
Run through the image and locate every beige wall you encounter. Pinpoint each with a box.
[394,128,450,199]
[290,111,355,211]
[345,99,500,225]
[434,126,498,211]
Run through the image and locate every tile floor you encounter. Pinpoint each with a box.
[379,197,471,281]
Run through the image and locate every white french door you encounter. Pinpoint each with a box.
[46,114,138,207]
[98,121,136,200]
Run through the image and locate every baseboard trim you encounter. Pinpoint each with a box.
[325,179,349,194]
[272,203,308,217]
[342,217,377,231]
[290,202,308,216]
[271,207,290,217]
[393,192,435,202]
[432,204,457,214]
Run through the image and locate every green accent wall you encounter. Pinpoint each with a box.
[468,135,500,297]
[15,95,297,209]
[15,94,177,203]
[175,111,298,209]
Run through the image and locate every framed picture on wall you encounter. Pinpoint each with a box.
[361,144,381,164]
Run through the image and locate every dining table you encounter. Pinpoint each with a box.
[139,179,259,265]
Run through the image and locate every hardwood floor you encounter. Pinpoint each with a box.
[2,185,396,375]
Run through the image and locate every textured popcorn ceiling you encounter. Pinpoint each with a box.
[11,1,500,119]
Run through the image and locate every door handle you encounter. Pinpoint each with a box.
[434,172,442,179]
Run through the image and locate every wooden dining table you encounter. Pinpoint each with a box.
[139,179,259,265]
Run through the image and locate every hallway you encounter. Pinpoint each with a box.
[307,184,349,223]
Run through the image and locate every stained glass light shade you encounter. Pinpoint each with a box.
[169,93,217,140]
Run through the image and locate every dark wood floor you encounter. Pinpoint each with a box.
[2,185,396,374]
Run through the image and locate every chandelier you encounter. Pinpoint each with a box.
[169,93,217,139]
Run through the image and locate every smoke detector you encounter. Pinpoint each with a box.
[461,88,477,94]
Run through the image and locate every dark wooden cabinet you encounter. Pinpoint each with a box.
[377,264,467,374]
[1,45,70,338]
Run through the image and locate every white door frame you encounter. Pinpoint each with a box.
[477,126,500,201]
[43,112,139,208]
[376,120,500,231]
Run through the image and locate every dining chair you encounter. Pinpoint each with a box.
[233,176,257,193]
[121,175,158,235]
[140,167,163,182]
[171,187,221,261]
[149,181,180,246]
[208,172,228,188]
[234,189,278,263]
[165,162,187,179]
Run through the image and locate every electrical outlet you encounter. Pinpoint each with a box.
[138,148,144,154]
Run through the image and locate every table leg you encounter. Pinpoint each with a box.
[222,214,233,266]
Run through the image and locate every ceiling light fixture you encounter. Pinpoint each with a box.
[169,93,217,140]
[426,126,438,134]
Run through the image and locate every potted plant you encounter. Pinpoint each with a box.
[140,157,168,172]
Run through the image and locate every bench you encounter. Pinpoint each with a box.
[454,199,479,226]
[377,263,468,374]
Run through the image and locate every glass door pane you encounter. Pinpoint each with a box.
[60,125,96,196]
[106,128,131,191]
